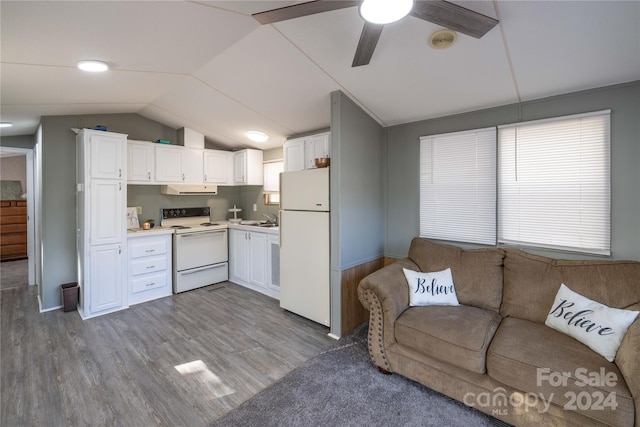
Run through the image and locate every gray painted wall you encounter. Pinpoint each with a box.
[385,81,640,260]
[1,134,35,149]
[330,91,385,269]
[329,91,384,336]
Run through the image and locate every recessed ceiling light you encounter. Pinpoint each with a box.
[247,131,269,143]
[0,122,13,128]
[77,60,109,72]
[360,0,413,25]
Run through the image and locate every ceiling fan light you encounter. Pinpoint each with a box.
[247,131,269,143]
[77,60,109,72]
[360,0,413,25]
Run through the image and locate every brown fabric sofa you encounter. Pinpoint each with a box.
[358,238,640,427]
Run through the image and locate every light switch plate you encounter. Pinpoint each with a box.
[136,206,142,214]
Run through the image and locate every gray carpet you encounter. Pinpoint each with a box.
[210,323,497,427]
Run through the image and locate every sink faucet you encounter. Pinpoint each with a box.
[262,213,278,225]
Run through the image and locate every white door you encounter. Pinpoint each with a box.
[155,145,184,182]
[174,229,228,271]
[233,150,247,184]
[280,210,330,326]
[283,138,305,172]
[90,133,125,179]
[127,142,154,183]
[248,231,267,288]
[90,243,123,314]
[305,133,330,170]
[280,168,329,211]
[204,151,230,184]
[229,229,249,283]
[182,147,203,184]
[90,179,124,245]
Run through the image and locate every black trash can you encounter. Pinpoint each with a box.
[61,282,79,312]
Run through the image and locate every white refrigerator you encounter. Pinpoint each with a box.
[279,167,330,327]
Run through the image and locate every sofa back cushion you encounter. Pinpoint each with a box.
[408,238,505,312]
[501,248,640,323]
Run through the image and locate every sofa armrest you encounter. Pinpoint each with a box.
[358,258,418,371]
[615,304,640,427]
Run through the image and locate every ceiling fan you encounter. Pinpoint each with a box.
[252,0,499,67]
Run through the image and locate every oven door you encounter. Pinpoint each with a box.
[174,229,228,271]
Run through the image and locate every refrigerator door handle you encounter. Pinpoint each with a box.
[278,209,283,247]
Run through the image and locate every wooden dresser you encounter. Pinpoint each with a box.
[0,200,27,261]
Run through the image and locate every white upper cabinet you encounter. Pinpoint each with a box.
[127,140,155,183]
[128,137,263,186]
[283,131,330,172]
[305,132,330,170]
[155,145,184,182]
[182,147,204,184]
[283,138,305,172]
[234,149,264,185]
[90,132,125,179]
[155,145,204,183]
[204,150,232,184]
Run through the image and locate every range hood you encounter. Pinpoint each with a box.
[160,184,218,195]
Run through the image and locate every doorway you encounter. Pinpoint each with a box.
[0,146,37,289]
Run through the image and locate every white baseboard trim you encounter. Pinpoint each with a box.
[38,296,62,313]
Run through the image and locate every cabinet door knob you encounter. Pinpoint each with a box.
[182,173,185,181]
[119,168,122,178]
[147,172,151,180]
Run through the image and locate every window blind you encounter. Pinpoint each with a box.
[419,127,496,245]
[498,110,611,255]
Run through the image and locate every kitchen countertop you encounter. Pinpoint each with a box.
[127,226,175,237]
[127,222,279,236]
[228,223,279,235]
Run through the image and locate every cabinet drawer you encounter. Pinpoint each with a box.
[129,239,168,259]
[130,256,167,276]
[131,272,168,294]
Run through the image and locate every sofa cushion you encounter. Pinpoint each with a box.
[487,317,634,427]
[395,305,501,374]
[501,248,640,324]
[407,238,505,311]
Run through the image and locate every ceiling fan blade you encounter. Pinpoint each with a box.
[410,0,499,39]
[252,0,360,25]
[352,22,384,67]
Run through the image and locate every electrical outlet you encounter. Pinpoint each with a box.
[136,206,142,215]
[253,204,257,212]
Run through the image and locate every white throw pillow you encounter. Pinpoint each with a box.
[403,267,460,307]
[545,283,639,362]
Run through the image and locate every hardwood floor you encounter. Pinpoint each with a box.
[0,282,334,426]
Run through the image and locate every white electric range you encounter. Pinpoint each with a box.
[160,207,228,293]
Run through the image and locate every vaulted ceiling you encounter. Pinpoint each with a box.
[1,1,639,149]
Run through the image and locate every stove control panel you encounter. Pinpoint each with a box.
[161,206,210,219]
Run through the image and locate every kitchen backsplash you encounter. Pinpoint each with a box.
[127,184,278,224]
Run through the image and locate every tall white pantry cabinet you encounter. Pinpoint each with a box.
[76,129,128,318]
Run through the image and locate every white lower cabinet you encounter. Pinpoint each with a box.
[229,228,279,299]
[89,243,125,314]
[127,233,172,305]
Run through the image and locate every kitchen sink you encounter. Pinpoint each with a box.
[238,220,278,228]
